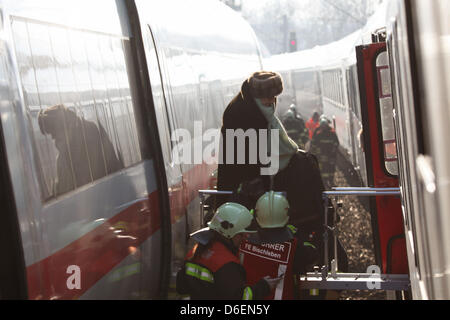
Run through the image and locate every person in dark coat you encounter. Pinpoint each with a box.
[38,104,123,196]
[309,115,340,189]
[217,71,287,194]
[282,104,309,150]
[217,71,326,243]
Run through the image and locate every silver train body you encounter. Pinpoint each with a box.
[386,0,450,300]
[267,0,450,300]
[0,0,262,299]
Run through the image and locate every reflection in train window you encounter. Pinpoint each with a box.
[376,51,398,176]
[12,18,142,201]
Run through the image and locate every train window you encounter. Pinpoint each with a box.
[338,72,342,106]
[12,18,142,201]
[337,72,342,107]
[330,72,336,102]
[323,70,338,106]
[376,51,398,176]
[346,70,353,112]
[352,66,362,121]
[335,72,338,104]
[329,72,333,102]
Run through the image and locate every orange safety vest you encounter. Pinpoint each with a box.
[187,241,240,273]
[306,119,320,140]
[239,238,298,300]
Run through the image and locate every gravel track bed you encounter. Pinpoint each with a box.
[331,168,387,300]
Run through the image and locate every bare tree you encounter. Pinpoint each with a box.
[241,0,382,53]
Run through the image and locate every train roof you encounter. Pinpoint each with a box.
[136,0,261,56]
[136,0,264,84]
[0,0,130,37]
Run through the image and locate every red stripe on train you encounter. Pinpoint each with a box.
[26,162,216,299]
[26,192,160,300]
[168,163,216,225]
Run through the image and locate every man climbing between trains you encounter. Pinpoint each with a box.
[176,202,283,300]
[217,71,326,243]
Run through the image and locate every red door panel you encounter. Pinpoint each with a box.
[356,42,408,274]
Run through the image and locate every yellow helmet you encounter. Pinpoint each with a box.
[254,191,290,228]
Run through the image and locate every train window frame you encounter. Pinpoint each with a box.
[373,49,399,178]
[340,73,343,107]
[11,16,148,202]
[346,69,354,113]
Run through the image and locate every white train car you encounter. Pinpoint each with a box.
[267,0,450,300]
[385,0,450,300]
[0,0,262,299]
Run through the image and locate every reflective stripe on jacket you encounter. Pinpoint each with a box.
[177,240,270,300]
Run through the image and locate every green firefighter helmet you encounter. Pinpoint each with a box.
[208,202,256,239]
[254,191,290,228]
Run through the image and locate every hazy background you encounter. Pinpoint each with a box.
[219,0,383,54]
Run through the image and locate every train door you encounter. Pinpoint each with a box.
[356,42,408,274]
[139,21,190,293]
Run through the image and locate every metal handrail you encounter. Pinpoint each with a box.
[332,187,400,192]
[322,187,401,277]
[332,187,400,191]
[325,187,400,197]
[198,190,234,196]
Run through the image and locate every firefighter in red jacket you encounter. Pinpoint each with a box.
[176,202,282,300]
[241,191,320,299]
